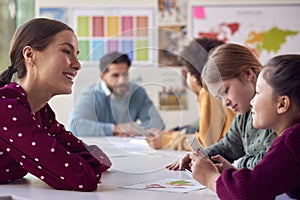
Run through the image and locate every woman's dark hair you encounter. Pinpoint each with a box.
[99,52,131,74]
[181,37,224,87]
[0,18,73,87]
[262,54,300,110]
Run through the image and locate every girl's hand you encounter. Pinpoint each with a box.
[211,155,236,173]
[189,151,220,192]
[165,153,191,170]
[145,129,164,149]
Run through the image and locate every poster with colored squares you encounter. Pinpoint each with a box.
[72,8,155,65]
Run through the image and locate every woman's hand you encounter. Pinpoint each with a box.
[190,151,220,192]
[211,154,236,173]
[165,152,191,170]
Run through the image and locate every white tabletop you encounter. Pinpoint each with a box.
[0,137,219,200]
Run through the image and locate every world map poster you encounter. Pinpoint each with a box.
[189,3,300,63]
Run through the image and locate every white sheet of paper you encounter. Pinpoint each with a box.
[120,178,206,193]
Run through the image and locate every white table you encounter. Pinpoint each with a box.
[0,137,219,200]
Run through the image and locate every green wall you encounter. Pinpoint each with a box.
[0,0,34,72]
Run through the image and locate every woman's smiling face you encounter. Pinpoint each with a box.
[33,30,81,95]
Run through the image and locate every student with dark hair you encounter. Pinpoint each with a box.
[68,52,165,137]
[146,38,236,150]
[190,54,300,199]
[0,18,111,191]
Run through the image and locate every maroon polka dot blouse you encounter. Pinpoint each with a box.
[0,82,111,191]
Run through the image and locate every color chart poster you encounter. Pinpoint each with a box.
[72,8,155,65]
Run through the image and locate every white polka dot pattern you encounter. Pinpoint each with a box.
[0,82,111,191]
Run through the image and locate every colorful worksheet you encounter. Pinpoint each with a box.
[121,178,206,193]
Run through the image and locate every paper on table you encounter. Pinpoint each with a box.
[120,178,206,193]
[103,137,155,155]
[184,168,193,178]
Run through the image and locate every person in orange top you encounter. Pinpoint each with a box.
[146,38,236,150]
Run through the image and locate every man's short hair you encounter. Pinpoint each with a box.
[99,52,131,73]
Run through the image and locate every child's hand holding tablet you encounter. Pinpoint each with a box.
[186,136,208,157]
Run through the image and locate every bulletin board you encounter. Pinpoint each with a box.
[189,2,300,63]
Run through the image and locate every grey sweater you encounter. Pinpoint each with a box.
[68,82,165,136]
[205,110,277,168]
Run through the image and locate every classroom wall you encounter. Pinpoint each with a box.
[38,0,298,131]
[56,65,199,130]
[39,0,200,130]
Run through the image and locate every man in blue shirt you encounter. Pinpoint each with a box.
[68,52,165,136]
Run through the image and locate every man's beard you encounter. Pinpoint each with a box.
[111,84,129,98]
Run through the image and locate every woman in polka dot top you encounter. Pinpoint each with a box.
[0,18,111,191]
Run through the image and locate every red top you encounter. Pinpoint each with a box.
[0,82,111,191]
[216,123,300,199]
